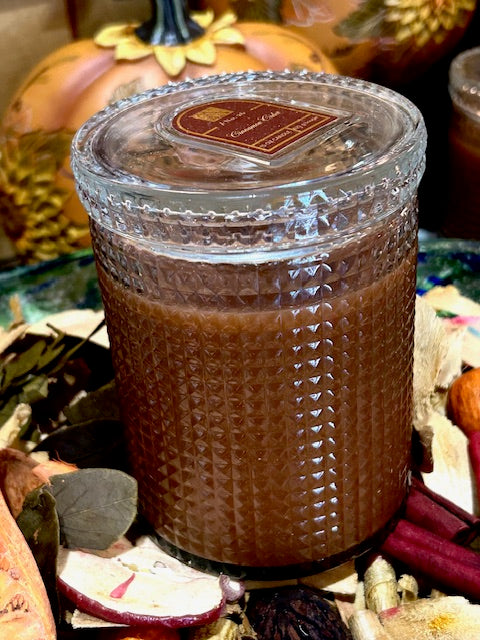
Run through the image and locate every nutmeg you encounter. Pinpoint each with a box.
[447,367,480,437]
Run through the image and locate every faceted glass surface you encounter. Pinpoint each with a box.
[92,199,417,570]
[73,71,426,575]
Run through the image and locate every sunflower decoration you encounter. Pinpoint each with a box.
[336,0,477,83]
[94,1,245,77]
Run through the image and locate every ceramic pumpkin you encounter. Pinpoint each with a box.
[0,0,336,264]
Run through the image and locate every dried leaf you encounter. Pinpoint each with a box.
[34,418,128,471]
[0,395,23,429]
[0,323,113,444]
[0,323,27,356]
[20,373,49,404]
[64,380,120,424]
[49,468,137,550]
[0,402,31,447]
[16,485,60,621]
[0,339,47,391]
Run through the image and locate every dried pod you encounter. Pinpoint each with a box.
[397,574,418,604]
[354,581,366,610]
[246,585,352,639]
[364,557,399,614]
[348,609,393,640]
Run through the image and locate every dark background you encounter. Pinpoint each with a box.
[395,6,480,232]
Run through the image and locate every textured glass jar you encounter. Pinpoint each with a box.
[72,71,426,579]
[443,47,480,239]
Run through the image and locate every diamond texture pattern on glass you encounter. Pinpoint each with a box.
[93,203,416,569]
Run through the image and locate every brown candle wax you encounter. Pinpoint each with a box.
[72,71,426,579]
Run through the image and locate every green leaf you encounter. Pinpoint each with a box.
[34,418,128,471]
[0,339,47,391]
[16,485,60,621]
[35,340,67,371]
[64,380,120,424]
[19,373,49,404]
[0,394,22,428]
[49,469,138,550]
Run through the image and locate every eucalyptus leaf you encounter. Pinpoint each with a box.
[34,418,128,471]
[64,380,120,424]
[35,340,67,371]
[19,373,49,404]
[0,339,47,390]
[17,485,60,621]
[49,468,138,550]
[0,394,22,428]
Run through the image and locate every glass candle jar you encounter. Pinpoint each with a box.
[72,71,426,579]
[443,47,480,239]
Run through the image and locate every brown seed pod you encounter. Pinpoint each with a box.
[246,584,352,639]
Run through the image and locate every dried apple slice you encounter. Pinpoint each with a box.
[57,536,241,628]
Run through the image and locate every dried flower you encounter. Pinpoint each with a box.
[337,0,475,49]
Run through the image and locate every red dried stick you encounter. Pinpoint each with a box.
[381,519,480,600]
[406,477,480,544]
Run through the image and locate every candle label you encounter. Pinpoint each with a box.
[169,98,341,160]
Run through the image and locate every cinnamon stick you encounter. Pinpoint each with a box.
[468,431,480,505]
[406,477,480,544]
[381,519,480,600]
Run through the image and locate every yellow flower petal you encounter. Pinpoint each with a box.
[93,9,246,76]
[399,9,418,25]
[115,39,153,61]
[419,5,431,20]
[94,23,139,47]
[191,9,215,30]
[211,26,245,46]
[185,38,217,66]
[408,20,424,35]
[439,12,457,29]
[209,10,239,32]
[395,25,414,42]
[154,45,187,76]
[416,29,432,46]
[425,15,440,32]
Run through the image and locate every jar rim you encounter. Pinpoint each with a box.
[449,46,480,119]
[72,70,426,254]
